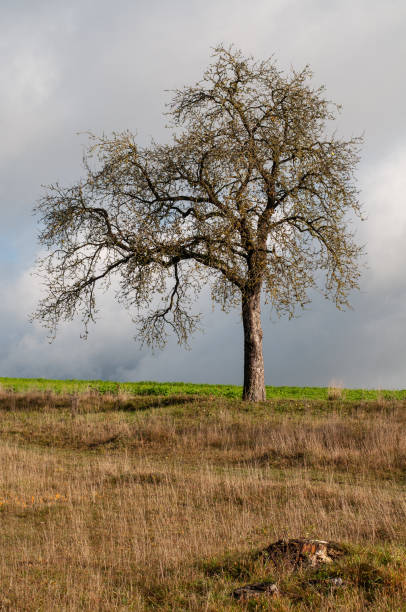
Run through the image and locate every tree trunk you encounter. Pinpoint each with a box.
[242,289,266,401]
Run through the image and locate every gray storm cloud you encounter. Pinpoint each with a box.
[1,0,405,387]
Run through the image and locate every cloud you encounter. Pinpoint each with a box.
[359,147,406,288]
[0,268,149,381]
[0,0,405,387]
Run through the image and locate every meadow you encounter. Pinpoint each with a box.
[0,380,405,610]
[1,376,406,401]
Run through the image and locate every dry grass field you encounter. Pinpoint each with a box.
[0,387,405,610]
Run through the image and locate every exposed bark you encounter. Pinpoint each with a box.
[242,289,266,401]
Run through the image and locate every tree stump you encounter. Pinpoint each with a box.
[261,538,346,568]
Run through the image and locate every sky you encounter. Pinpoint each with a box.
[1,0,405,388]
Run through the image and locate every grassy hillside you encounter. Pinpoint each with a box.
[1,376,406,401]
[0,387,405,609]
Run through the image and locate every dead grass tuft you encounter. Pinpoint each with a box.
[327,380,344,401]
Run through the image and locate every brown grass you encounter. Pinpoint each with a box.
[0,390,405,610]
[327,381,344,401]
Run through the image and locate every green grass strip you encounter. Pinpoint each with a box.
[1,377,406,401]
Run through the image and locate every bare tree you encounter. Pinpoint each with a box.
[33,45,363,401]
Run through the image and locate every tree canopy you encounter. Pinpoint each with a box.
[33,45,363,400]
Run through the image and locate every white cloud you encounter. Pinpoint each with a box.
[0,268,149,380]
